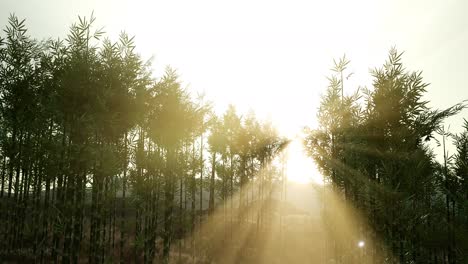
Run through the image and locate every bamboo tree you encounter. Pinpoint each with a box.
[306,49,466,263]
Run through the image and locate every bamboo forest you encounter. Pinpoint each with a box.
[0,5,468,264]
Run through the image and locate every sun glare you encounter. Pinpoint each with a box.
[286,138,323,185]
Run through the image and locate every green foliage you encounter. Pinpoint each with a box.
[305,49,467,263]
[0,14,286,263]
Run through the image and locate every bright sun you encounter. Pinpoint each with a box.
[285,138,323,185]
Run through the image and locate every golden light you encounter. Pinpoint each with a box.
[358,240,365,248]
[285,137,323,185]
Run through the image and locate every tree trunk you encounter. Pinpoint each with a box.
[209,151,216,214]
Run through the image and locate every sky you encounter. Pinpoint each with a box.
[1,0,467,152]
